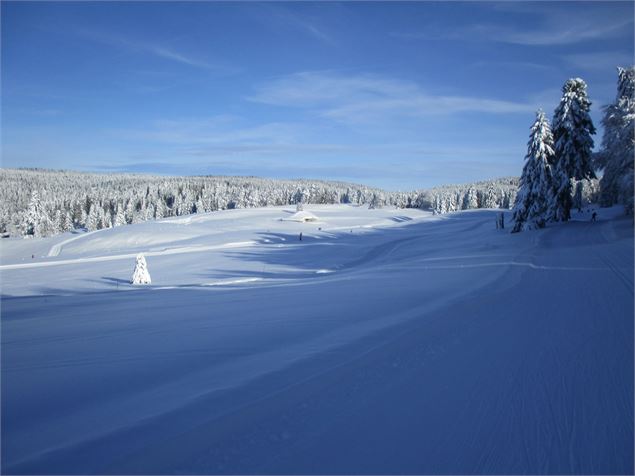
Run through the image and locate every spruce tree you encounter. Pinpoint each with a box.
[114,204,127,227]
[549,78,596,222]
[155,199,166,219]
[86,204,99,231]
[512,110,554,232]
[599,66,634,214]
[64,211,75,232]
[22,191,48,237]
[131,254,151,285]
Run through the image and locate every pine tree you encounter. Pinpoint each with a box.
[64,210,75,232]
[54,209,64,234]
[549,78,596,222]
[368,193,378,209]
[97,206,107,229]
[144,203,155,221]
[114,204,127,227]
[131,253,151,285]
[599,66,634,214]
[512,110,555,232]
[124,200,135,224]
[86,204,99,231]
[462,188,478,209]
[22,191,46,237]
[155,199,166,219]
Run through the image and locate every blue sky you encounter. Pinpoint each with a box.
[2,1,633,190]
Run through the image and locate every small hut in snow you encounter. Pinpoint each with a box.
[283,210,319,223]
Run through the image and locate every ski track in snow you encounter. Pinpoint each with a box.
[46,229,99,257]
[1,206,632,474]
[1,240,258,270]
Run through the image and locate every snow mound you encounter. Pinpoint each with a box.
[282,210,319,222]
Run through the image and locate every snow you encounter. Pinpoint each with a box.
[1,204,632,474]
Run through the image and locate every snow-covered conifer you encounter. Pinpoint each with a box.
[114,205,126,227]
[155,199,166,219]
[548,78,596,222]
[54,209,64,234]
[462,188,478,209]
[124,200,135,224]
[97,206,107,229]
[144,203,155,221]
[599,66,634,214]
[22,191,47,237]
[64,210,75,232]
[86,205,99,231]
[512,110,554,232]
[131,253,151,285]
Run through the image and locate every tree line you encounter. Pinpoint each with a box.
[1,169,520,238]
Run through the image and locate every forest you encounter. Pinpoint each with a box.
[1,169,526,238]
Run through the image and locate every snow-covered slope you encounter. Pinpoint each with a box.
[1,205,632,474]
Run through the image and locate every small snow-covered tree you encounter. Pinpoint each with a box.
[63,210,74,232]
[144,203,155,221]
[462,188,478,210]
[114,204,126,227]
[22,190,50,238]
[296,201,304,212]
[512,110,555,232]
[548,78,596,222]
[124,200,135,224]
[131,253,151,285]
[97,206,109,229]
[155,199,166,219]
[599,66,634,214]
[54,209,64,234]
[86,204,99,231]
[368,192,383,209]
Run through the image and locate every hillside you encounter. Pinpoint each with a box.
[1,204,633,474]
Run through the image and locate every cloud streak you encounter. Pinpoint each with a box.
[253,4,336,45]
[77,29,234,73]
[563,52,634,72]
[394,5,633,47]
[249,71,537,124]
[491,18,633,46]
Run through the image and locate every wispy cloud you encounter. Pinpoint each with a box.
[469,60,555,72]
[492,18,632,46]
[111,115,313,155]
[394,5,633,47]
[563,52,634,72]
[249,71,537,125]
[77,29,235,73]
[134,118,304,146]
[252,4,335,45]
[147,46,216,70]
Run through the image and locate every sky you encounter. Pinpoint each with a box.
[1,1,633,191]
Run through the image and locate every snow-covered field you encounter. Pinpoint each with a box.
[1,204,633,474]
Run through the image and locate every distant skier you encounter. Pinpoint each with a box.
[299,232,303,241]
[591,211,597,222]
